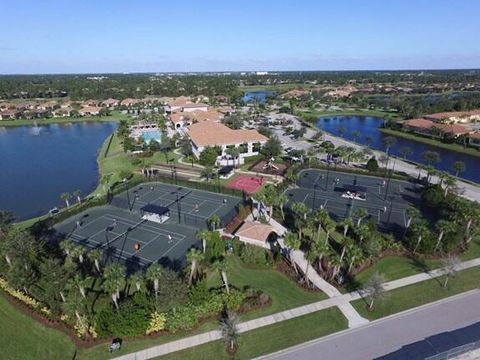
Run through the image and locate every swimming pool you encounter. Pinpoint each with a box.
[142,130,162,143]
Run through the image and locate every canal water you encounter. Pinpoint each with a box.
[316,115,480,184]
[0,122,117,220]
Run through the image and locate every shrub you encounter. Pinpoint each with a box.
[239,244,272,268]
[95,296,152,337]
[146,311,167,335]
[366,156,379,172]
[421,185,444,208]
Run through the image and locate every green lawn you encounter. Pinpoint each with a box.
[95,133,181,194]
[353,237,480,287]
[0,293,76,360]
[379,128,480,158]
[156,307,347,360]
[352,266,480,320]
[207,257,327,320]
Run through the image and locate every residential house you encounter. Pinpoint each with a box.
[83,99,100,107]
[402,118,469,139]
[424,110,480,124]
[101,98,119,108]
[0,109,22,120]
[52,107,74,118]
[469,132,480,147]
[120,98,139,107]
[78,106,102,116]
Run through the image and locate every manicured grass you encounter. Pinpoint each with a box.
[352,266,480,321]
[156,307,347,360]
[0,111,131,127]
[353,238,480,287]
[379,127,480,158]
[0,293,76,360]
[207,257,327,320]
[95,133,180,195]
[354,256,441,287]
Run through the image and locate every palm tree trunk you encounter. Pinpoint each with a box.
[94,259,100,273]
[203,239,206,253]
[443,276,449,288]
[369,298,375,310]
[434,232,444,252]
[112,293,119,309]
[413,236,422,253]
[221,271,229,294]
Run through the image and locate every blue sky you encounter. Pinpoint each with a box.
[1,0,479,74]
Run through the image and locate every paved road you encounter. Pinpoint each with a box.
[260,290,480,360]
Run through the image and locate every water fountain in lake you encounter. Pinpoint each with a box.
[29,121,42,135]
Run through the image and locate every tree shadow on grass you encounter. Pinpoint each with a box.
[408,255,443,287]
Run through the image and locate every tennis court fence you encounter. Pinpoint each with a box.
[425,340,480,360]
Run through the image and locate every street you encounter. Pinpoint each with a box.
[260,290,480,360]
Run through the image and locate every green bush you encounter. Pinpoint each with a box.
[239,244,273,268]
[95,293,153,337]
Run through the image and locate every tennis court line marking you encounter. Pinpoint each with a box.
[102,214,188,239]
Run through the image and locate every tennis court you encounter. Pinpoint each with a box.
[285,169,425,237]
[111,181,242,228]
[53,182,244,270]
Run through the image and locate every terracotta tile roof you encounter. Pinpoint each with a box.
[433,123,469,135]
[403,118,434,129]
[425,110,480,120]
[187,121,267,147]
[182,103,208,108]
[79,106,102,114]
[235,221,276,242]
[168,96,191,107]
[469,132,480,140]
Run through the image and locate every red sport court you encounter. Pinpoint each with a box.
[226,174,266,193]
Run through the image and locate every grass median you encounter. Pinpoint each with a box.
[352,266,480,321]
[156,307,347,360]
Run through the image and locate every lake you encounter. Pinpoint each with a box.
[242,90,276,104]
[0,122,117,220]
[316,115,480,184]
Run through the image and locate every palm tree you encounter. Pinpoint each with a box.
[219,310,239,353]
[452,161,466,177]
[365,136,374,147]
[405,207,419,231]
[276,194,288,221]
[87,249,102,273]
[422,150,441,166]
[291,202,309,238]
[442,175,457,197]
[196,229,210,253]
[329,253,343,281]
[441,256,460,288]
[351,130,361,142]
[304,248,318,287]
[70,244,85,264]
[312,239,330,272]
[283,232,301,274]
[382,136,397,154]
[62,291,85,323]
[322,217,335,245]
[399,146,412,159]
[146,263,163,299]
[73,190,82,204]
[365,272,386,310]
[102,263,126,309]
[411,220,430,254]
[67,274,90,299]
[213,258,230,294]
[60,240,75,259]
[339,218,354,238]
[347,244,364,274]
[186,248,204,286]
[201,166,214,182]
[129,271,146,294]
[434,220,454,252]
[226,147,240,168]
[208,214,221,231]
[61,192,71,208]
[353,208,369,227]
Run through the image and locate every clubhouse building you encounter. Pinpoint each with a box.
[186,121,268,166]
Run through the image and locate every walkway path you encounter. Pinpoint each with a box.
[269,217,369,328]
